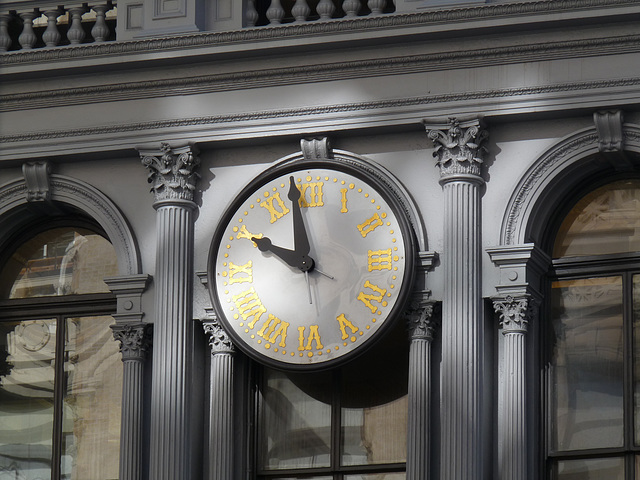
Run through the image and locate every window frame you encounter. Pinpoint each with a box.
[544,249,640,479]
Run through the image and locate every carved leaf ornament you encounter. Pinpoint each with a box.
[141,143,201,202]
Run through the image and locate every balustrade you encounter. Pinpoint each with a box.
[0,2,116,52]
[247,0,395,27]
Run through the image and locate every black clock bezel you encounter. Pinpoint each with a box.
[207,154,417,371]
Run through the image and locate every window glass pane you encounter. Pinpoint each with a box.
[553,179,640,258]
[0,319,56,480]
[341,395,407,466]
[554,457,624,480]
[550,276,624,451]
[259,368,332,470]
[1,227,118,299]
[60,315,121,480]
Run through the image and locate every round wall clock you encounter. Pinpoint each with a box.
[208,155,416,369]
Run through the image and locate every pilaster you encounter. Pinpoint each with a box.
[425,117,488,480]
[406,295,437,480]
[487,244,549,480]
[111,323,153,480]
[202,309,235,480]
[140,142,200,480]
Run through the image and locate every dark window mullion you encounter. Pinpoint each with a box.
[331,369,341,475]
[624,272,635,454]
[51,314,65,480]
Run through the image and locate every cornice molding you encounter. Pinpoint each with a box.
[2,77,639,147]
[2,34,639,112]
[0,0,637,67]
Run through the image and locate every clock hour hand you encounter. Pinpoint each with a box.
[252,236,314,272]
[288,176,310,256]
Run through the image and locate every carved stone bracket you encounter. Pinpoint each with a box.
[425,117,488,181]
[104,274,151,324]
[22,161,51,202]
[111,323,153,361]
[301,137,333,160]
[139,142,201,203]
[202,309,235,355]
[594,110,624,153]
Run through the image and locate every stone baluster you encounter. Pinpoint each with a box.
[266,0,285,25]
[202,312,235,480]
[407,298,437,480]
[342,0,361,17]
[426,117,489,480]
[317,0,335,19]
[368,0,386,14]
[140,142,200,480]
[292,0,310,22]
[111,323,152,480]
[67,7,87,44]
[42,9,62,47]
[246,0,259,27]
[0,15,13,52]
[18,11,38,50]
[91,4,110,42]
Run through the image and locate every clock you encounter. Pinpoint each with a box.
[208,155,415,369]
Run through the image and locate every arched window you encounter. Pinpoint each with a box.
[547,178,640,479]
[0,224,121,480]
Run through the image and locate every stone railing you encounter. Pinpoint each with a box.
[246,0,396,27]
[0,1,116,52]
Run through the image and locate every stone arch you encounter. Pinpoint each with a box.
[500,122,640,246]
[0,173,141,275]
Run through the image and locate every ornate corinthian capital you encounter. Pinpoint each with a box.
[407,300,437,341]
[493,295,536,334]
[426,117,488,180]
[203,317,235,355]
[112,323,153,360]
[140,143,200,202]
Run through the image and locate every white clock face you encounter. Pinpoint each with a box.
[210,164,413,368]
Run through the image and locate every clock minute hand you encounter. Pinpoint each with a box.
[252,236,314,272]
[288,176,310,256]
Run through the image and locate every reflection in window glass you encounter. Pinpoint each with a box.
[345,474,406,480]
[550,276,624,452]
[0,319,56,480]
[61,316,122,480]
[259,369,332,470]
[553,179,640,258]
[555,457,624,480]
[342,396,407,466]
[0,227,118,299]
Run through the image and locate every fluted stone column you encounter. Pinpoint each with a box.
[202,311,235,480]
[407,298,437,480]
[426,117,488,479]
[487,244,548,480]
[493,295,535,480]
[106,274,151,480]
[140,142,200,480]
[112,323,152,480]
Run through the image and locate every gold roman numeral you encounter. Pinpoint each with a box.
[228,261,253,285]
[336,313,359,340]
[298,182,324,208]
[236,225,263,245]
[256,314,289,347]
[340,188,348,213]
[357,213,383,238]
[232,287,267,329]
[259,192,290,223]
[357,281,388,313]
[367,248,393,272]
[297,325,323,351]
